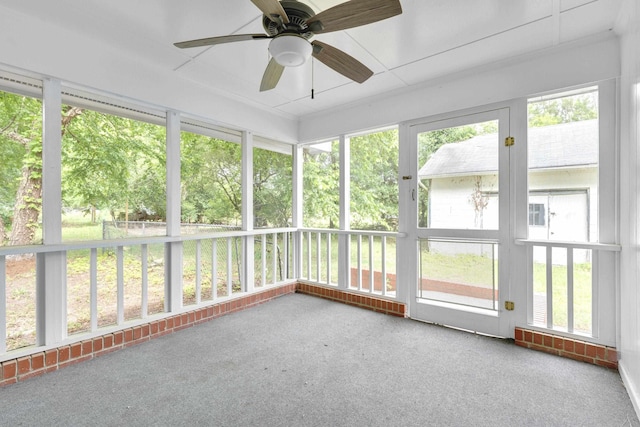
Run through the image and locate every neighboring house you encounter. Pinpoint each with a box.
[419,119,598,264]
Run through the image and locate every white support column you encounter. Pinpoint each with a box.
[292,145,304,280]
[242,131,255,292]
[165,110,183,312]
[396,123,413,306]
[596,79,618,344]
[338,135,351,289]
[37,78,66,345]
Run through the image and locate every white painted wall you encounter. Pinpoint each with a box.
[299,35,620,143]
[0,6,298,144]
[618,0,640,416]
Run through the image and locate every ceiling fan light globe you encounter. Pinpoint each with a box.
[268,35,312,67]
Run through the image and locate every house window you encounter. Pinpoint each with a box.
[528,203,545,226]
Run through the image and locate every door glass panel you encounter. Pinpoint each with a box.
[418,239,499,310]
[527,87,598,242]
[417,120,499,229]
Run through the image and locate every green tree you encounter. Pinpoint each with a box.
[254,147,292,228]
[528,92,597,127]
[181,132,242,225]
[0,92,44,245]
[350,129,399,231]
[61,107,166,222]
[303,142,340,228]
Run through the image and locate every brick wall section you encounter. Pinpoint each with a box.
[515,327,618,370]
[296,283,407,317]
[0,283,296,388]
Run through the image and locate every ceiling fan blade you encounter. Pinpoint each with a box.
[251,0,290,24]
[311,41,373,84]
[260,58,285,92]
[174,34,270,49]
[306,0,402,34]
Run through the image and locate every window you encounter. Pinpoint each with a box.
[253,142,292,229]
[302,140,339,229]
[350,128,399,231]
[528,203,545,226]
[527,87,598,242]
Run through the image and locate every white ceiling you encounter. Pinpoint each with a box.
[0,0,624,121]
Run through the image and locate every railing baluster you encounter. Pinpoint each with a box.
[212,239,218,300]
[546,246,553,329]
[567,247,574,333]
[284,232,290,281]
[591,250,599,335]
[227,237,233,296]
[261,234,267,287]
[195,240,202,305]
[117,246,124,325]
[90,248,98,331]
[326,232,331,286]
[357,235,362,291]
[316,232,321,282]
[306,231,311,279]
[141,244,148,319]
[381,236,387,296]
[368,235,374,293]
[0,255,6,354]
[273,233,278,285]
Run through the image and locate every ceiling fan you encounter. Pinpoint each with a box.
[174,0,402,92]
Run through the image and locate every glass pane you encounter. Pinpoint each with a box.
[254,146,292,228]
[418,120,499,229]
[61,106,166,241]
[527,87,598,242]
[181,131,242,232]
[303,140,339,229]
[0,90,43,246]
[419,240,498,310]
[350,128,399,231]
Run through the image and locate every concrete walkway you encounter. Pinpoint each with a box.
[0,293,638,426]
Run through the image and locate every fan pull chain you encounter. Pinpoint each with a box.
[311,57,315,100]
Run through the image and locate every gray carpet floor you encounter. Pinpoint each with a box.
[0,293,638,427]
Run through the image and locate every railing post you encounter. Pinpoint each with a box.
[37,78,67,346]
[165,110,183,312]
[338,135,351,290]
[292,146,303,280]
[242,131,254,293]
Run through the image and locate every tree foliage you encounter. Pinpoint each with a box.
[0,86,600,245]
[350,129,399,231]
[303,142,340,229]
[528,92,597,127]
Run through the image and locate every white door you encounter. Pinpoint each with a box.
[408,107,512,337]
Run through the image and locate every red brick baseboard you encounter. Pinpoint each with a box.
[296,283,407,317]
[515,327,617,370]
[0,283,297,388]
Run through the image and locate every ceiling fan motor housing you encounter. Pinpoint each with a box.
[262,1,316,38]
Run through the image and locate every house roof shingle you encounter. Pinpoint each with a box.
[418,119,598,179]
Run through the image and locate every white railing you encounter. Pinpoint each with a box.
[299,228,403,299]
[516,239,620,343]
[0,228,296,358]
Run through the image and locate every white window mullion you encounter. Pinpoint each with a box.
[39,78,66,345]
[242,131,255,293]
[166,111,183,312]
